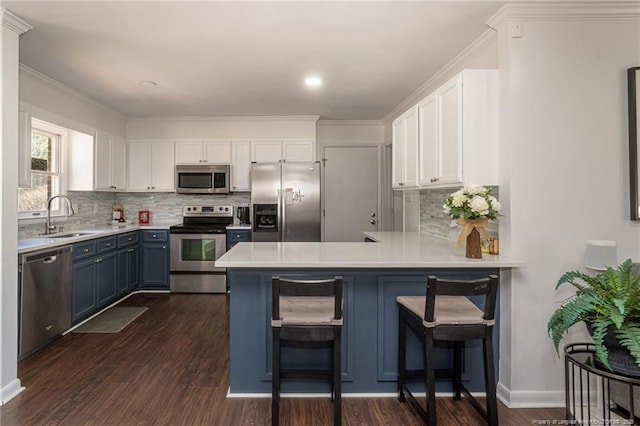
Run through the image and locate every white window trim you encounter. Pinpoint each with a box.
[18,118,70,221]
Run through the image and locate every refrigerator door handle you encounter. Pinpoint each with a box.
[278,188,284,242]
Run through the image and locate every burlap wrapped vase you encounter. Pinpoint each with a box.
[455,218,489,259]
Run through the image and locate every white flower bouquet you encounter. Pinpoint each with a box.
[443,184,501,256]
[443,184,501,220]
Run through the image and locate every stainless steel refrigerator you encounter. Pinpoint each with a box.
[251,161,321,242]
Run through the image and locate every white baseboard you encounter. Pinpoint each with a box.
[1,379,24,404]
[226,390,485,399]
[497,382,565,408]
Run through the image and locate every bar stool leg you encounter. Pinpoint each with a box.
[424,329,437,426]
[453,341,462,401]
[334,328,342,426]
[272,328,280,426]
[398,312,406,402]
[483,328,498,426]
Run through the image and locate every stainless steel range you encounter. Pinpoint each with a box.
[169,205,233,293]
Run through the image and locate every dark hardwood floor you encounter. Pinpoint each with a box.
[0,293,563,425]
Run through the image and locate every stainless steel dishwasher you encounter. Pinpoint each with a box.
[19,245,73,359]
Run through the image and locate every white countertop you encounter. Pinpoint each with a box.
[18,221,178,254]
[216,231,525,269]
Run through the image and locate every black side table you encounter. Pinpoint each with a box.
[565,343,640,425]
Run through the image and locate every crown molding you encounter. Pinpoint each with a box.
[2,9,32,35]
[487,2,640,30]
[20,64,127,120]
[317,120,383,126]
[382,29,497,124]
[127,115,320,122]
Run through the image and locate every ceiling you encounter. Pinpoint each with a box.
[5,1,504,120]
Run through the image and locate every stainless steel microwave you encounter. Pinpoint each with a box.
[175,165,230,194]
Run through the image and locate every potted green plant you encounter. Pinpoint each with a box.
[548,259,640,376]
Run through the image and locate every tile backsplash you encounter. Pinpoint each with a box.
[419,187,499,243]
[18,191,251,239]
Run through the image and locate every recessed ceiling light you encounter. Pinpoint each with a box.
[304,76,322,88]
[139,80,157,88]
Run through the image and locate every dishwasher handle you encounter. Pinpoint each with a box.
[21,245,72,265]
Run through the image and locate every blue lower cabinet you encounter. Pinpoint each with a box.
[227,229,251,250]
[139,230,169,290]
[72,258,97,323]
[96,252,117,308]
[117,246,139,295]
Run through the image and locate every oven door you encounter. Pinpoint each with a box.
[170,233,226,272]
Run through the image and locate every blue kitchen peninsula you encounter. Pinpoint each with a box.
[216,232,524,395]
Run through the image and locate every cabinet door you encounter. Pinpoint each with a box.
[438,75,463,184]
[72,259,97,323]
[392,118,405,189]
[231,141,251,192]
[94,131,112,190]
[96,252,117,308]
[403,108,419,188]
[175,141,203,164]
[127,142,152,191]
[204,141,232,164]
[140,243,169,288]
[117,249,128,296]
[111,136,126,191]
[252,141,282,162]
[18,107,31,188]
[127,246,139,292]
[150,141,175,191]
[418,93,438,186]
[282,141,314,161]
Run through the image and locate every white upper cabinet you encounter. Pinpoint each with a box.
[231,141,251,192]
[418,93,438,186]
[127,141,175,192]
[204,141,232,163]
[94,131,126,191]
[175,140,232,164]
[396,69,498,190]
[392,106,418,189]
[282,140,314,161]
[252,140,282,163]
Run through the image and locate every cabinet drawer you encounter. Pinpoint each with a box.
[97,237,117,253]
[142,230,168,243]
[73,241,97,260]
[227,230,251,243]
[117,232,139,248]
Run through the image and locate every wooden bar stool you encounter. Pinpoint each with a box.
[271,276,343,426]
[397,275,499,426]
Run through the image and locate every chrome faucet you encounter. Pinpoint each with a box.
[44,194,75,235]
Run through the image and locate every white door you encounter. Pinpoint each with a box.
[324,146,379,242]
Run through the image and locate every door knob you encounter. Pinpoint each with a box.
[371,212,376,218]
[370,219,376,225]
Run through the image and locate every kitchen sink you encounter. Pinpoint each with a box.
[47,232,95,239]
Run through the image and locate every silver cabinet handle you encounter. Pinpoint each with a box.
[128,237,132,241]
[152,234,157,238]
[162,245,166,249]
[371,212,376,217]
[370,220,376,225]
[399,182,405,186]
[127,248,134,253]
[105,243,111,247]
[83,248,90,253]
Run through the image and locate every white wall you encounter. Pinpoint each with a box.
[1,10,31,404]
[126,116,317,141]
[19,66,126,138]
[490,5,640,406]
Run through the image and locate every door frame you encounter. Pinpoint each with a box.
[321,145,383,242]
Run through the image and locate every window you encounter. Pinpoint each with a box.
[18,119,67,218]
